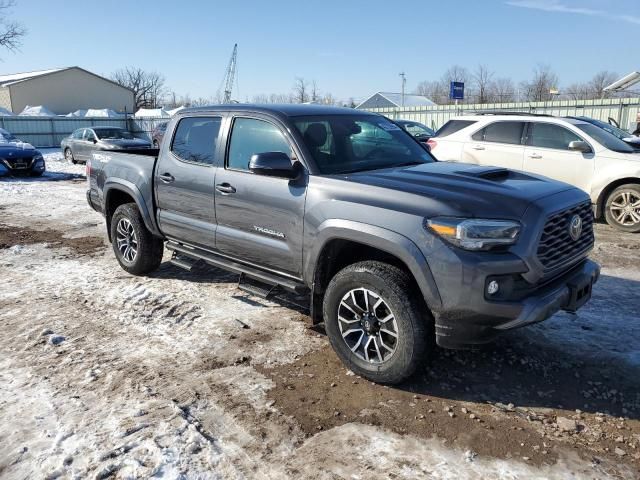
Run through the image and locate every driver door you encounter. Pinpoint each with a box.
[214,115,307,277]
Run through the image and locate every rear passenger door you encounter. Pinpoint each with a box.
[522,122,594,192]
[155,115,223,250]
[214,115,307,277]
[462,121,526,169]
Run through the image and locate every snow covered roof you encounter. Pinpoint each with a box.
[357,92,436,109]
[0,107,14,116]
[18,105,57,117]
[85,108,123,118]
[0,68,66,87]
[135,108,170,118]
[166,105,186,116]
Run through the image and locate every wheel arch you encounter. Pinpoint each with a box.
[594,177,640,218]
[306,221,442,324]
[103,180,160,241]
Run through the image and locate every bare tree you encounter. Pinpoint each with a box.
[472,64,494,104]
[0,0,25,54]
[491,77,516,102]
[589,71,618,99]
[521,64,559,102]
[111,67,167,110]
[414,80,448,104]
[293,77,309,103]
[310,80,320,102]
[563,82,590,101]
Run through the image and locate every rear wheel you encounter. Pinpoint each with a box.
[64,148,77,165]
[604,184,640,233]
[323,261,431,384]
[110,203,164,275]
[152,139,159,148]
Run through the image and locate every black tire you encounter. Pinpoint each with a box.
[604,184,640,233]
[152,139,159,148]
[110,203,164,275]
[323,260,431,384]
[64,148,77,165]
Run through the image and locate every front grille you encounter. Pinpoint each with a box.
[537,201,594,273]
[2,157,33,169]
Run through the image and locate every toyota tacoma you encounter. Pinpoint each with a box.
[86,105,600,384]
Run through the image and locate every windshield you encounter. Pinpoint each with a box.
[294,115,435,174]
[575,123,635,153]
[95,128,135,140]
[587,119,635,140]
[401,122,435,137]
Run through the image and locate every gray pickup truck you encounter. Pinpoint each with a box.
[87,105,600,384]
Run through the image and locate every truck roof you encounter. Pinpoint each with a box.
[178,104,372,118]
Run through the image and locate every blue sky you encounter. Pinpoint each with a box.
[5,0,639,102]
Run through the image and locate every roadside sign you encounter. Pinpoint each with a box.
[450,82,464,100]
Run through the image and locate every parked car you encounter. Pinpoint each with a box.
[151,122,168,148]
[567,116,640,151]
[86,105,599,384]
[428,113,640,232]
[0,128,45,177]
[61,127,151,164]
[394,119,435,144]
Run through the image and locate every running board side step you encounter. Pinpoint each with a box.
[166,241,307,294]
[170,251,198,271]
[238,273,281,299]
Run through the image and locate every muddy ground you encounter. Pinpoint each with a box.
[1,162,639,479]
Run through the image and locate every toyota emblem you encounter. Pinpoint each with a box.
[569,214,582,241]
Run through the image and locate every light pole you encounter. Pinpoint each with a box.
[399,72,406,108]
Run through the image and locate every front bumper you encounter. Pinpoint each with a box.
[434,259,600,349]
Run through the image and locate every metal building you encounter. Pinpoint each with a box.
[0,67,134,115]
[356,92,436,109]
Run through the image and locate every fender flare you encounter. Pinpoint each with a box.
[306,219,442,310]
[103,179,161,239]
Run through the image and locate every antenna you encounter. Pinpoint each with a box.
[399,72,406,107]
[222,44,238,104]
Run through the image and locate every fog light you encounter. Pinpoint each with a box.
[487,280,499,295]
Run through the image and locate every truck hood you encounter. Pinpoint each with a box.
[343,162,577,219]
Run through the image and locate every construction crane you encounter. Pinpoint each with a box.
[222,44,238,104]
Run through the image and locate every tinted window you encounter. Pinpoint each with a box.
[95,128,134,140]
[474,121,525,144]
[171,116,221,165]
[228,118,291,171]
[435,120,476,137]
[401,122,435,136]
[575,123,635,153]
[527,123,581,150]
[294,115,435,175]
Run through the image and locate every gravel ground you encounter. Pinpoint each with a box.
[0,155,639,479]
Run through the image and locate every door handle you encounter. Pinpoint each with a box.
[216,183,236,194]
[159,173,175,183]
[471,145,485,150]
[528,153,542,159]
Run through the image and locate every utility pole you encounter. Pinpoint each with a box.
[399,72,406,108]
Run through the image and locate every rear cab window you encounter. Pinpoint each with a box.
[171,116,222,165]
[472,121,525,145]
[435,120,476,138]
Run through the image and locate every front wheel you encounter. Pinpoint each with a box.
[323,261,431,384]
[110,203,164,275]
[604,184,640,233]
[64,148,77,165]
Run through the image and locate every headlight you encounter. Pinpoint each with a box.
[427,217,520,251]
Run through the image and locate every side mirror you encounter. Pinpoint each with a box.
[249,152,299,179]
[568,140,591,153]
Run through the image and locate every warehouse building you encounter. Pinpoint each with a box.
[0,67,134,115]
[357,92,436,109]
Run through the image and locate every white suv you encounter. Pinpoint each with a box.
[428,113,640,232]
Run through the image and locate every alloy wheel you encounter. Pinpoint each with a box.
[609,190,640,227]
[337,287,398,364]
[116,218,138,263]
